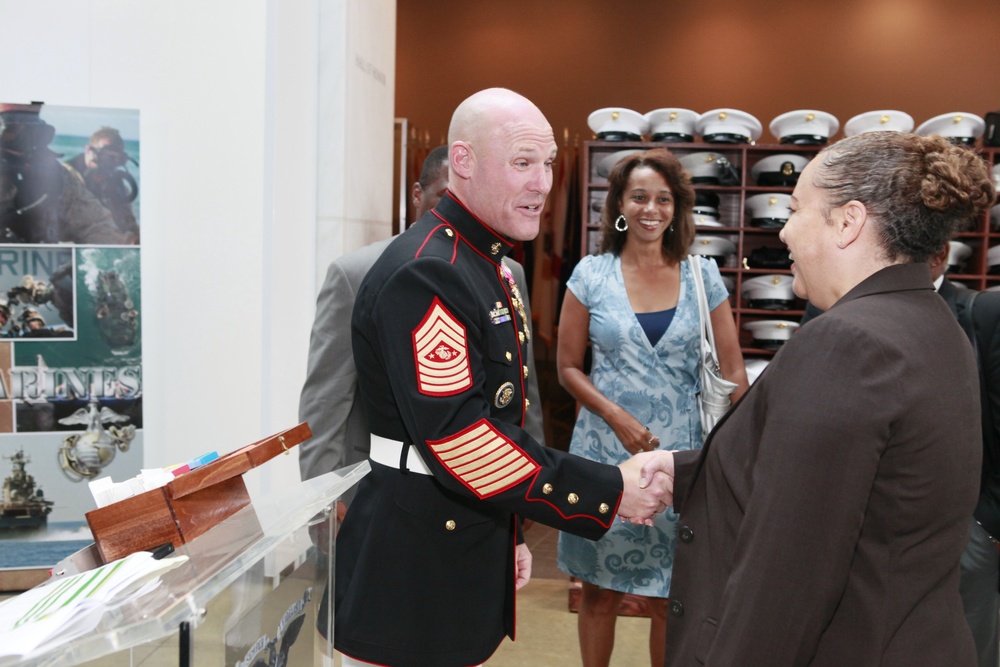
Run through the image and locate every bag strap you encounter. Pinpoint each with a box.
[688,255,718,353]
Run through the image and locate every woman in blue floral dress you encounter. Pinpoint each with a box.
[557,148,748,667]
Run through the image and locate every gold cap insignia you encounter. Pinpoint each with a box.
[718,111,728,121]
[611,111,620,121]
[805,113,815,122]
[669,111,678,121]
[880,114,890,125]
[768,196,778,207]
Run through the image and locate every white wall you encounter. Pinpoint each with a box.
[0,0,396,498]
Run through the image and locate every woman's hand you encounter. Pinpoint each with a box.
[608,406,660,455]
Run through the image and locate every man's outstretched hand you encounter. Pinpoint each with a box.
[616,451,675,525]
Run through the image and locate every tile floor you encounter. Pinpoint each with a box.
[486,521,653,667]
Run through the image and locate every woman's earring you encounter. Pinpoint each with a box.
[615,215,628,232]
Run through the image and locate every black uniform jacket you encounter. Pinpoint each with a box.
[939,277,1000,539]
[667,263,981,666]
[335,192,624,667]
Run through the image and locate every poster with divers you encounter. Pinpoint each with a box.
[0,102,142,573]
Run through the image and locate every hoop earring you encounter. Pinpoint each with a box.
[615,215,628,232]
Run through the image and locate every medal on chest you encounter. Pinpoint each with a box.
[499,262,531,342]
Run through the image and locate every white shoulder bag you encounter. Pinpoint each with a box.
[688,255,738,440]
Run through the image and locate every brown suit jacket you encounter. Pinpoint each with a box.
[668,263,981,666]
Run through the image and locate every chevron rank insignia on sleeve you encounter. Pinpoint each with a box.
[412,297,473,396]
[427,419,539,498]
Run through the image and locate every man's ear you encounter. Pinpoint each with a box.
[411,182,423,209]
[450,142,473,181]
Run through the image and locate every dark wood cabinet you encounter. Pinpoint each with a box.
[579,141,1000,359]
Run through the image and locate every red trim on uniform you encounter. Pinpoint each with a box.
[524,474,617,530]
[412,298,473,396]
[434,192,513,266]
[511,513,518,641]
[414,222,459,264]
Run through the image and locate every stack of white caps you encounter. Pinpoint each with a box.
[694,191,723,227]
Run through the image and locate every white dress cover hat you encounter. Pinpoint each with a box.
[741,274,796,310]
[588,108,647,141]
[751,154,811,187]
[947,241,972,272]
[679,151,740,185]
[915,113,985,146]
[695,109,763,144]
[743,319,800,349]
[769,110,840,145]
[844,110,915,137]
[745,193,792,229]
[595,149,643,179]
[644,108,697,143]
[688,235,736,264]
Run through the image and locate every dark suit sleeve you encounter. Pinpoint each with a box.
[298,260,366,485]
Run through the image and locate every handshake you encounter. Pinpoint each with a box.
[616,451,676,525]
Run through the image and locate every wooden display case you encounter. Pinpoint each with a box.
[579,140,1000,358]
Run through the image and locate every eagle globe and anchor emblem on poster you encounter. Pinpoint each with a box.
[57,394,136,481]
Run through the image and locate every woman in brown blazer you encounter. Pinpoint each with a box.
[636,131,996,665]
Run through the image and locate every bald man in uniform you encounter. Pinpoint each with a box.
[333,88,667,667]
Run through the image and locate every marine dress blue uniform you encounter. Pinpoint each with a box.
[335,192,626,667]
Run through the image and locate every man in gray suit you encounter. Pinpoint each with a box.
[298,146,545,514]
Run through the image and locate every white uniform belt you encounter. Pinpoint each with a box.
[369,435,432,476]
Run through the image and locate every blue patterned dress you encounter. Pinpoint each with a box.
[557,252,729,597]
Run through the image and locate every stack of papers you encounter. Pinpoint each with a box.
[0,551,188,658]
[88,451,218,508]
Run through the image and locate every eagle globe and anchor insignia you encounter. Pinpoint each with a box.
[494,382,515,408]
